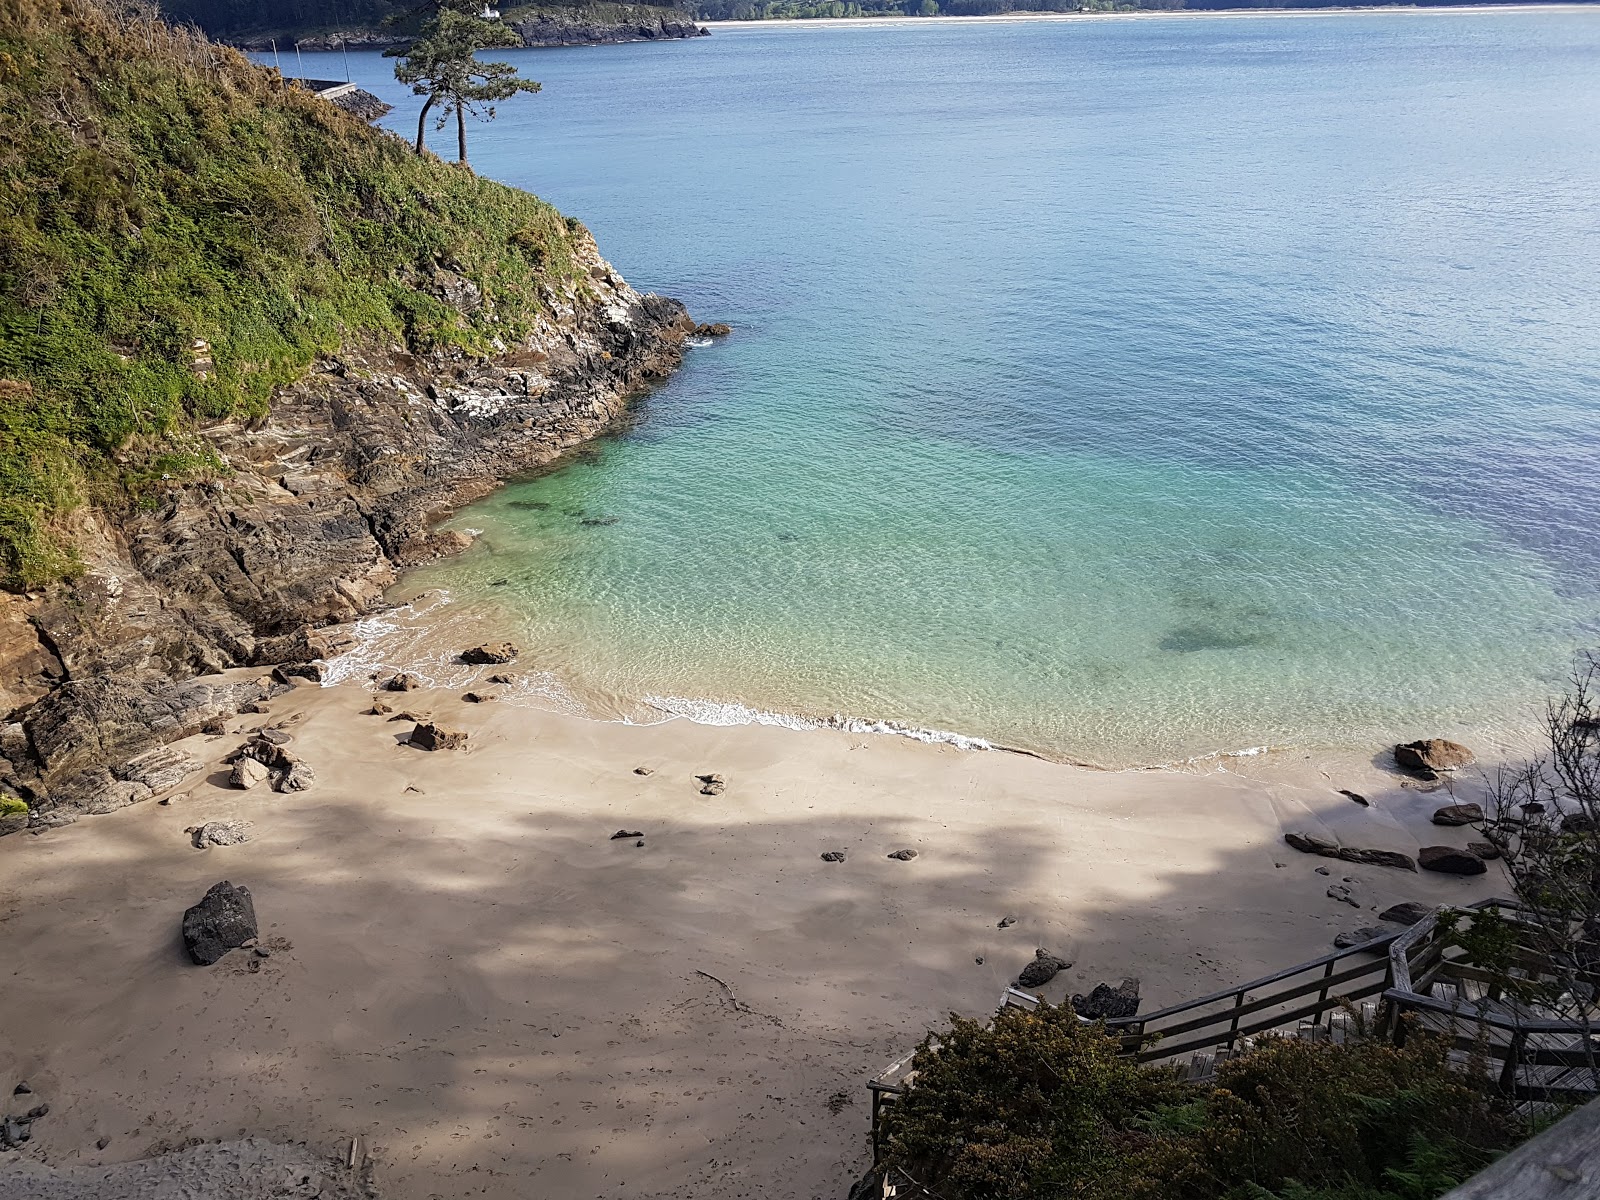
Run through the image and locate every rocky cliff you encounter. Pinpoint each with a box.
[0,232,690,824]
[0,0,698,829]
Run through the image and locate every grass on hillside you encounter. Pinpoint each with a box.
[0,0,584,588]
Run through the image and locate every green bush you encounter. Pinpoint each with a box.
[0,0,587,588]
[0,793,28,817]
[879,1003,1523,1200]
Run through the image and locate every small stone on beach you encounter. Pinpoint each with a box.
[634,766,654,776]
[612,829,643,840]
[1339,789,1370,807]
[886,849,918,861]
[820,851,846,862]
[696,772,726,796]
[998,916,1016,929]
[1017,949,1069,988]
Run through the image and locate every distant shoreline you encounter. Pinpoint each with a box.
[702,4,1597,30]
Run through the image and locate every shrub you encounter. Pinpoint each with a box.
[878,1003,1522,1200]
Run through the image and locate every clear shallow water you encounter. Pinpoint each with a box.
[304,11,1600,765]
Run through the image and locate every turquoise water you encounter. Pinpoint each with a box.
[305,11,1600,765]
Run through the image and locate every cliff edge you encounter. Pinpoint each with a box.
[0,0,692,824]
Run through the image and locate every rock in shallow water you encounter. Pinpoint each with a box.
[182,881,258,965]
[461,642,519,665]
[1395,738,1474,776]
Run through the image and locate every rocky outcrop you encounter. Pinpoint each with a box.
[1395,738,1474,777]
[0,233,690,831]
[1283,832,1417,872]
[1072,978,1140,1020]
[1418,845,1488,876]
[511,11,708,48]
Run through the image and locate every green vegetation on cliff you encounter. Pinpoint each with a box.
[0,0,583,587]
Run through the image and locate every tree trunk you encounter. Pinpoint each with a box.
[456,103,468,168]
[414,93,435,155]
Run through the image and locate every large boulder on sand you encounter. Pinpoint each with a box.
[1395,739,1474,776]
[1431,803,1484,826]
[1072,978,1140,1020]
[1284,831,1339,857]
[461,642,519,665]
[1418,845,1487,876]
[1016,949,1070,988]
[410,722,467,751]
[230,756,270,790]
[181,881,258,965]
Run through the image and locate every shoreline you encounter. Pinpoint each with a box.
[0,674,1508,1198]
[703,4,1599,29]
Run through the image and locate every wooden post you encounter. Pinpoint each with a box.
[1314,958,1336,1026]
[1227,990,1245,1051]
[1499,1030,1527,1094]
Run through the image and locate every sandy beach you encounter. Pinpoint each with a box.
[0,673,1506,1199]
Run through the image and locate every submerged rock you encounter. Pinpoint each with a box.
[182,881,258,965]
[1017,949,1070,989]
[1072,978,1140,1020]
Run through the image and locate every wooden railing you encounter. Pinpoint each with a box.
[1383,901,1600,1105]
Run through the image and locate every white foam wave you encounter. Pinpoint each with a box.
[642,695,997,751]
[684,336,715,348]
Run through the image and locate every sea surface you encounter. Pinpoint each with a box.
[298,10,1600,766]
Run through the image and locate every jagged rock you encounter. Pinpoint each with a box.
[230,756,270,790]
[1336,847,1418,872]
[274,759,316,793]
[1432,803,1483,826]
[1467,840,1502,860]
[1419,845,1487,875]
[633,765,654,776]
[410,722,467,751]
[611,829,643,840]
[190,820,254,848]
[368,700,392,715]
[181,881,258,965]
[1016,949,1069,988]
[487,673,516,685]
[1395,739,1474,776]
[1284,831,1339,856]
[119,745,201,794]
[27,810,76,830]
[820,850,846,862]
[255,728,292,746]
[1379,901,1434,925]
[696,772,725,795]
[273,662,324,684]
[88,779,154,815]
[461,642,519,665]
[1072,978,1140,1020]
[385,673,422,692]
[886,849,918,861]
[1334,927,1389,949]
[692,322,732,337]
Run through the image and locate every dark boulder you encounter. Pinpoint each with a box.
[1467,840,1502,860]
[1418,845,1487,876]
[1285,831,1339,857]
[182,881,258,965]
[1431,803,1483,826]
[611,829,643,840]
[1379,901,1434,925]
[1017,949,1070,988]
[886,849,918,861]
[384,673,421,692]
[1072,978,1140,1020]
[820,850,846,862]
[693,322,732,337]
[1336,847,1418,872]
